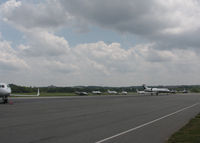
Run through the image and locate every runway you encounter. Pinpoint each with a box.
[0,94,200,143]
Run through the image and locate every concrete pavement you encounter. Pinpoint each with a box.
[0,94,200,143]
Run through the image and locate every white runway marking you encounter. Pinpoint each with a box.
[95,103,199,143]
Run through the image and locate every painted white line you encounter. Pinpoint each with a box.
[95,103,199,143]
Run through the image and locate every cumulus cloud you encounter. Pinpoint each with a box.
[0,0,21,15]
[0,0,85,32]
[0,39,28,71]
[20,30,70,57]
[59,0,200,49]
[0,0,200,86]
[1,35,200,85]
[2,0,200,50]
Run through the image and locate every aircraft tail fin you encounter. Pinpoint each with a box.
[142,84,148,89]
[37,88,40,96]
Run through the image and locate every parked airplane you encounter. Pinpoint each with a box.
[181,89,188,93]
[108,90,118,94]
[92,91,101,95]
[143,84,171,95]
[0,83,11,103]
[0,83,40,104]
[121,91,128,95]
[136,89,146,94]
[75,91,88,96]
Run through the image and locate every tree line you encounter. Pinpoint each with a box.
[9,84,200,93]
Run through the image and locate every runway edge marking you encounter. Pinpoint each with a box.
[95,103,200,143]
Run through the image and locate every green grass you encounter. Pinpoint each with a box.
[12,92,76,96]
[11,92,137,97]
[167,113,200,143]
[40,92,77,96]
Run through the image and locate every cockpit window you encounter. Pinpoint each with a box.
[0,85,4,88]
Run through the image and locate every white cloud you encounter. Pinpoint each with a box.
[0,0,200,86]
[59,0,200,49]
[2,0,200,49]
[158,0,200,34]
[0,0,79,32]
[20,30,70,57]
[0,0,21,15]
[0,39,28,71]
[1,35,200,86]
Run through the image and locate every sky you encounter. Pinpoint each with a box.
[0,0,200,86]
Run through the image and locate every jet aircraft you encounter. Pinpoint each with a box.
[1,83,40,104]
[92,91,101,94]
[0,83,11,103]
[143,84,171,95]
[108,90,118,94]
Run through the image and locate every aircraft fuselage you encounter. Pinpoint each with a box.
[0,83,11,103]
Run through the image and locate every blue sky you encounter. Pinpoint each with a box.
[56,26,147,48]
[0,20,25,47]
[0,0,200,86]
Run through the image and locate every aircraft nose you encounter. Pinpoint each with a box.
[8,88,11,94]
[5,87,11,94]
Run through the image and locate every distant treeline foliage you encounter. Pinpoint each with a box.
[9,84,200,93]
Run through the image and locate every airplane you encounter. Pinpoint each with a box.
[75,91,88,96]
[0,83,40,104]
[0,83,11,104]
[136,89,146,94]
[143,84,171,95]
[92,91,101,95]
[180,89,188,93]
[121,91,128,95]
[136,89,155,95]
[108,90,118,94]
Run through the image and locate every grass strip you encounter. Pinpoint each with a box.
[167,113,200,143]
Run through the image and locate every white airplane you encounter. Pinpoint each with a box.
[121,91,128,95]
[108,90,118,94]
[0,83,40,104]
[75,91,88,96]
[136,89,146,94]
[181,89,188,93]
[92,91,101,94]
[0,83,11,104]
[143,84,171,95]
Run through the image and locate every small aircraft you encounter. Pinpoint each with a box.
[92,91,101,95]
[75,91,88,96]
[121,91,128,95]
[1,83,40,104]
[0,83,11,103]
[181,89,188,93]
[143,84,171,95]
[136,89,146,94]
[108,90,118,94]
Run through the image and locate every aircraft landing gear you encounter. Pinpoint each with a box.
[2,96,8,104]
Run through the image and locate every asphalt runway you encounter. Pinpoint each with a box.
[0,94,200,143]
